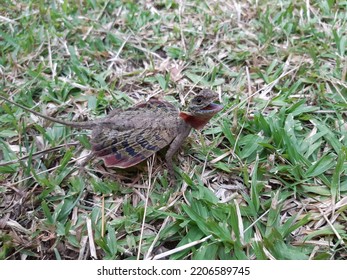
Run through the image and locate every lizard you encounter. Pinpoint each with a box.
[0,89,223,181]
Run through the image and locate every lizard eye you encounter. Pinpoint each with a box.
[195,97,203,104]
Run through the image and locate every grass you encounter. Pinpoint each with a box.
[0,0,346,260]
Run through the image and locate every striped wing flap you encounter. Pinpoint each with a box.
[92,128,175,168]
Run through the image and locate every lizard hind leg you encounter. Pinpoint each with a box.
[76,152,95,168]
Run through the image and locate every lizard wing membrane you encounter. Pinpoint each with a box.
[91,99,179,168]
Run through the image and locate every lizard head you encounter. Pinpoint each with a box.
[179,89,223,130]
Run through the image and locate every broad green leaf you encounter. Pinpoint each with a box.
[239,134,262,159]
[251,155,260,212]
[181,203,210,235]
[312,119,341,153]
[305,153,336,177]
[193,243,219,260]
[185,71,210,86]
[41,200,54,225]
[304,225,345,241]
[331,147,346,201]
[265,192,281,237]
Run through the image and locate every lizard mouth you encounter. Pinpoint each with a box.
[202,103,224,113]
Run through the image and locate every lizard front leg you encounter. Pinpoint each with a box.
[165,126,191,184]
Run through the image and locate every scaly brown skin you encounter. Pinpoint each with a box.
[0,90,223,182]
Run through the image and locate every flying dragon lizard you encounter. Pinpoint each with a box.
[0,89,223,181]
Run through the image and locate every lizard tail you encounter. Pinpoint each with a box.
[0,95,94,129]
